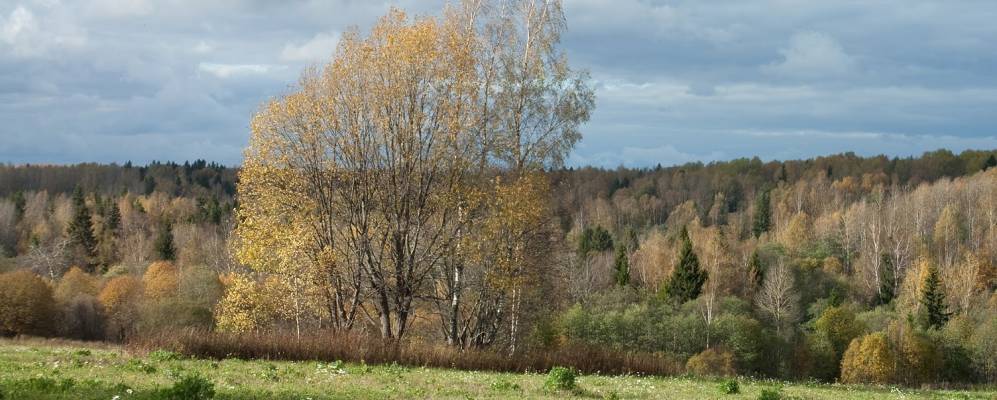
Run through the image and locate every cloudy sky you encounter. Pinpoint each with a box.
[2,0,997,167]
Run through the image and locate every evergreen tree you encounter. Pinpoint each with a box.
[752,190,771,238]
[984,154,997,171]
[66,187,97,266]
[106,200,122,233]
[577,226,613,258]
[876,253,896,305]
[664,226,707,303]
[154,221,176,261]
[12,191,26,221]
[748,249,765,287]
[613,244,630,286]
[920,261,950,329]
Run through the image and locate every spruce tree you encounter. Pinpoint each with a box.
[613,244,630,286]
[154,221,176,261]
[920,261,950,329]
[748,249,765,287]
[67,187,97,265]
[752,190,771,238]
[664,226,707,303]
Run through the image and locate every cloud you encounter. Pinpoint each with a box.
[764,32,855,78]
[198,63,283,79]
[280,32,340,62]
[2,0,997,166]
[193,41,213,54]
[0,5,86,58]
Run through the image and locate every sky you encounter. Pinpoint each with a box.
[2,0,997,168]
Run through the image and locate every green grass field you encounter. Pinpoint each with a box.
[0,339,993,400]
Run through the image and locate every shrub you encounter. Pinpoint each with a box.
[757,387,782,400]
[162,373,214,400]
[149,349,183,362]
[54,267,101,303]
[99,275,143,340]
[718,378,739,394]
[686,347,736,377]
[544,366,577,391]
[490,377,520,391]
[840,332,895,384]
[143,261,179,299]
[0,269,56,336]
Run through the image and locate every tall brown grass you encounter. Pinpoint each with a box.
[129,330,683,376]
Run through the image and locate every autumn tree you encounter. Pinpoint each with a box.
[0,270,55,336]
[236,0,592,343]
[143,261,179,300]
[99,275,143,340]
[755,261,800,336]
[840,332,896,384]
[663,226,707,304]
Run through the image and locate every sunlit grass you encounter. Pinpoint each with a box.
[0,339,993,399]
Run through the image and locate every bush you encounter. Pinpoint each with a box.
[757,387,782,400]
[0,269,56,336]
[840,332,895,384]
[686,347,736,377]
[544,366,577,391]
[149,349,183,362]
[718,378,739,394]
[162,373,214,400]
[143,261,179,299]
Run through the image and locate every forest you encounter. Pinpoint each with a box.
[0,0,996,393]
[1,147,995,387]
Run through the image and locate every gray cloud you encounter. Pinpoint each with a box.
[1,0,995,167]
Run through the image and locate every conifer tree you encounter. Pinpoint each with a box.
[920,261,950,329]
[613,244,630,286]
[664,226,707,303]
[748,249,765,287]
[752,190,771,238]
[154,221,176,261]
[67,187,97,267]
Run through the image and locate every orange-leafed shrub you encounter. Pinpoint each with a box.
[0,269,56,336]
[99,275,143,340]
[143,261,179,299]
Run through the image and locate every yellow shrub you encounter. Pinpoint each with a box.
[840,332,895,384]
[686,347,737,377]
[0,269,56,336]
[143,261,179,299]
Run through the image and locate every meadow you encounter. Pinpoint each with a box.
[0,339,993,400]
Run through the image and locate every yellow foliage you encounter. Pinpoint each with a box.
[215,274,279,333]
[685,347,736,377]
[98,275,143,338]
[54,266,101,303]
[143,261,179,299]
[840,332,896,384]
[0,269,56,336]
[99,275,142,315]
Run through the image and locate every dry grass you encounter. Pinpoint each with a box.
[129,329,683,377]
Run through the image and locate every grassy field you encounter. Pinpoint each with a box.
[0,339,993,400]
